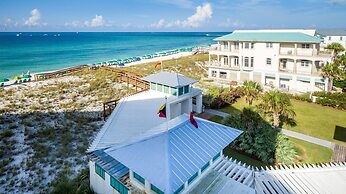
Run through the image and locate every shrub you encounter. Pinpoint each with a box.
[313,92,346,110]
[289,93,312,103]
[203,87,241,109]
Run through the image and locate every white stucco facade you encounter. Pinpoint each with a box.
[208,29,333,93]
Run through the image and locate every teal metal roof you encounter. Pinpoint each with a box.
[214,32,321,43]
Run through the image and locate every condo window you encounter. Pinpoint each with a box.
[235,57,239,66]
[329,36,331,40]
[341,36,343,41]
[301,60,309,67]
[220,71,227,79]
[244,57,249,67]
[266,43,273,48]
[244,42,250,49]
[250,57,254,67]
[223,41,228,49]
[302,44,310,49]
[251,43,254,49]
[163,85,169,94]
[211,70,217,77]
[234,42,239,49]
[266,58,272,65]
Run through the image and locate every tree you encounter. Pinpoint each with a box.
[258,90,295,128]
[240,80,262,106]
[326,43,345,60]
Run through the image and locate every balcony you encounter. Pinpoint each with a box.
[279,48,333,58]
[207,60,240,70]
[209,44,240,55]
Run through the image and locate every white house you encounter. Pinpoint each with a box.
[87,71,244,194]
[317,29,346,51]
[208,29,334,92]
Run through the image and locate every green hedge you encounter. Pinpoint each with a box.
[313,92,346,110]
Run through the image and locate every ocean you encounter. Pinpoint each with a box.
[0,32,226,78]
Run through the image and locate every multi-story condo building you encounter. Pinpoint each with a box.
[208,29,334,92]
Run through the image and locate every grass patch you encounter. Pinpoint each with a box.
[219,97,346,145]
[208,115,224,124]
[288,137,332,164]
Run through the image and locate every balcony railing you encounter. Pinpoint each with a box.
[279,48,333,58]
[207,61,240,70]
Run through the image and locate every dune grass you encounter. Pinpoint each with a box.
[124,53,209,80]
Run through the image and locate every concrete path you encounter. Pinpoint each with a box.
[206,109,335,149]
[205,109,230,118]
[280,129,335,149]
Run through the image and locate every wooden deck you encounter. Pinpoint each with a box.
[332,144,346,162]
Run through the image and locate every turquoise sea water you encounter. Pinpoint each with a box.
[0,32,226,78]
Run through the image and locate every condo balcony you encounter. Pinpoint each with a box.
[279,45,333,58]
[209,44,240,55]
[207,60,240,70]
[278,59,324,76]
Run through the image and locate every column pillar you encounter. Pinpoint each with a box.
[294,43,298,55]
[217,70,220,78]
[196,94,203,113]
[310,78,315,92]
[275,73,280,88]
[294,60,297,74]
[217,55,220,65]
[249,71,254,81]
[144,179,151,193]
[324,78,329,91]
[228,55,231,66]
[166,102,171,120]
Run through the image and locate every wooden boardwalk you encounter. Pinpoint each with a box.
[34,65,88,80]
[102,67,149,119]
[332,144,346,162]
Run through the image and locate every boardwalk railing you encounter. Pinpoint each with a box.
[34,65,88,81]
[102,67,150,120]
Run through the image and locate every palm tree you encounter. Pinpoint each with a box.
[258,90,295,128]
[326,43,345,60]
[241,80,262,106]
[322,63,344,90]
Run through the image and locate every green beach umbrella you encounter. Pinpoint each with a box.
[0,78,9,83]
[23,75,32,79]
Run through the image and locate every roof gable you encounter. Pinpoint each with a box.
[105,115,242,193]
[141,72,197,88]
[214,32,321,43]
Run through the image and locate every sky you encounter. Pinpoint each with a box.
[0,0,345,32]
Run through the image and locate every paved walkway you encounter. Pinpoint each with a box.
[206,109,335,149]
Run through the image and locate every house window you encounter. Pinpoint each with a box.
[341,36,343,41]
[234,42,239,49]
[133,172,145,184]
[244,57,249,67]
[301,60,309,67]
[151,184,164,194]
[170,87,177,96]
[110,176,129,194]
[219,71,227,79]
[281,59,287,69]
[188,172,198,184]
[244,42,250,49]
[201,162,210,172]
[234,58,239,66]
[251,43,254,49]
[213,152,221,161]
[266,43,273,48]
[174,185,184,194]
[329,36,331,40]
[183,85,189,94]
[150,83,157,91]
[211,70,217,77]
[250,57,254,67]
[95,164,105,179]
[157,84,163,92]
[163,85,169,94]
[178,87,184,96]
[302,44,310,49]
[266,58,272,65]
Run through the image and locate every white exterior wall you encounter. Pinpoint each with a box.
[209,38,332,92]
[322,35,346,51]
[89,161,121,194]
